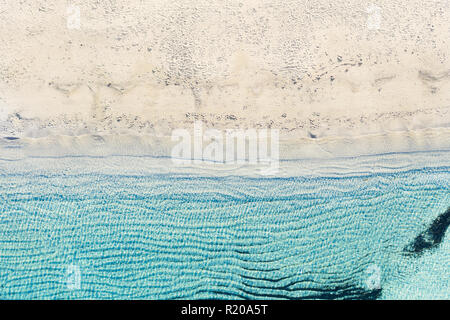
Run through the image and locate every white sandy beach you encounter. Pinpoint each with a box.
[0,0,449,160]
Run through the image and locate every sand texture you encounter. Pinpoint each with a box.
[0,0,449,158]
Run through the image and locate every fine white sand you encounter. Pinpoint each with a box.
[0,1,449,160]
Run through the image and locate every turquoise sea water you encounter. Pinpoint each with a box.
[0,155,449,299]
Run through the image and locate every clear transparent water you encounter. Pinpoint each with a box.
[0,157,449,299]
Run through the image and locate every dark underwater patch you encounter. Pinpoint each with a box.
[404,207,450,256]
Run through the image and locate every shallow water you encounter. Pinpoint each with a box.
[0,155,449,299]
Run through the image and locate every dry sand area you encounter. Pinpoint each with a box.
[0,0,449,158]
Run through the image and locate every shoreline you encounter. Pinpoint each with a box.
[1,143,449,178]
[2,125,450,158]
